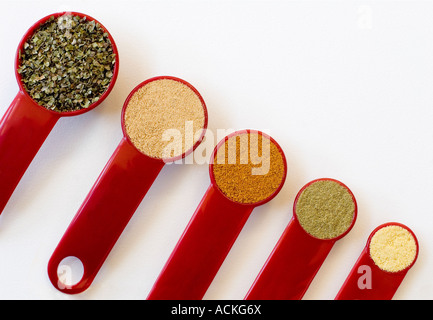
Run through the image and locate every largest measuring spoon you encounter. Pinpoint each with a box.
[47,76,208,294]
[0,12,119,215]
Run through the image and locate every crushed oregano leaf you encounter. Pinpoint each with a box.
[17,14,116,112]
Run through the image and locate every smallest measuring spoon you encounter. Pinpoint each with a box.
[335,222,419,300]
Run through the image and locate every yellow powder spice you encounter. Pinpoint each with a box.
[212,132,285,204]
[369,225,417,273]
[295,180,355,240]
[124,79,205,159]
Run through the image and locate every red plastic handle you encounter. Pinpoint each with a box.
[334,247,407,300]
[147,184,254,300]
[245,217,335,300]
[335,222,418,300]
[1,11,119,216]
[0,91,59,213]
[47,137,164,294]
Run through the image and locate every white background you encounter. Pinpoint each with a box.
[0,0,432,300]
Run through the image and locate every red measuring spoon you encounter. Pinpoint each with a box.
[47,76,208,294]
[147,129,287,300]
[335,222,418,300]
[0,12,119,215]
[245,178,357,300]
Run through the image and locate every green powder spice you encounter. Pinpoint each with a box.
[295,180,355,240]
[212,132,286,204]
[17,14,116,112]
[369,225,417,273]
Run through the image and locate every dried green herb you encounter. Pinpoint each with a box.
[18,14,116,112]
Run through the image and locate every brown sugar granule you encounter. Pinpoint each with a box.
[369,225,417,273]
[124,79,205,159]
[212,132,285,204]
[295,180,355,240]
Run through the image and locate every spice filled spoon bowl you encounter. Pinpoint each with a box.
[47,76,208,294]
[0,12,119,215]
[245,178,357,300]
[335,222,418,300]
[147,129,287,300]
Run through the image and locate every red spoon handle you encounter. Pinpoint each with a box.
[245,217,335,300]
[335,248,407,300]
[0,91,59,214]
[147,185,254,300]
[47,137,164,294]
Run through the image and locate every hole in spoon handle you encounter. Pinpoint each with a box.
[147,185,254,300]
[245,218,336,300]
[0,91,60,214]
[47,138,164,294]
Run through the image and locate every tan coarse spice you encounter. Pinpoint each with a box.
[295,180,355,240]
[369,225,417,272]
[124,79,205,159]
[212,132,285,204]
